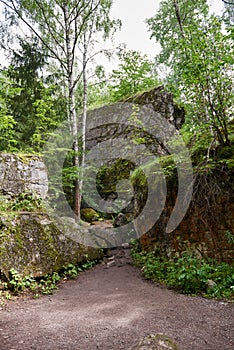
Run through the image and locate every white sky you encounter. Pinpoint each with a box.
[109,0,160,60]
[109,0,224,58]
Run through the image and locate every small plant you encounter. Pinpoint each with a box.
[62,264,82,279]
[225,230,234,244]
[0,193,45,213]
[4,291,12,300]
[8,268,37,293]
[171,253,208,294]
[38,272,61,295]
[11,193,43,211]
[3,258,99,300]
[131,248,234,300]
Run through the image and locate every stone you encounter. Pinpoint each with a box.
[113,213,129,227]
[0,213,103,279]
[129,334,179,350]
[122,243,130,249]
[81,208,100,223]
[0,153,48,199]
[207,279,217,289]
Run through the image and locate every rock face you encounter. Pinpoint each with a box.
[126,86,185,130]
[85,86,185,155]
[136,167,234,263]
[0,213,103,279]
[0,153,103,279]
[0,153,48,199]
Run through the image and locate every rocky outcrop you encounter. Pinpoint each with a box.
[85,86,185,155]
[0,153,48,198]
[135,167,234,263]
[125,86,185,130]
[0,153,103,280]
[0,213,103,279]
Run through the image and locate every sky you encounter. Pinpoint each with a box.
[108,0,224,59]
[109,0,161,60]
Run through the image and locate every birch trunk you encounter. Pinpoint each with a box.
[64,4,81,222]
[80,32,88,192]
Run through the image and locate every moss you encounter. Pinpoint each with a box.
[81,208,100,223]
[12,152,41,164]
[0,212,103,279]
[0,152,40,165]
[96,158,135,196]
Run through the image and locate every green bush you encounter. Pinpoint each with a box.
[131,249,234,300]
[4,259,99,299]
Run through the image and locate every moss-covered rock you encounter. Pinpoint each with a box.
[129,334,179,350]
[0,212,103,279]
[81,208,100,222]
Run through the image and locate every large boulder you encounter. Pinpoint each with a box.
[0,213,103,279]
[0,153,48,199]
[85,86,185,154]
[0,153,104,279]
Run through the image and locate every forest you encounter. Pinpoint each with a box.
[0,0,234,299]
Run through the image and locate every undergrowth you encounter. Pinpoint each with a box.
[0,193,46,212]
[0,259,98,305]
[131,247,234,301]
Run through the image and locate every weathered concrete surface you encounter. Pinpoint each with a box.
[0,154,103,279]
[0,213,103,279]
[0,153,48,198]
[85,86,185,155]
[137,168,234,263]
[125,86,185,130]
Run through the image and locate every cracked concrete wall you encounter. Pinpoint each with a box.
[0,153,48,199]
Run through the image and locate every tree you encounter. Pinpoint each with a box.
[147,0,234,146]
[0,73,17,151]
[222,0,234,23]
[147,0,209,65]
[77,3,120,194]
[3,38,67,151]
[109,48,158,101]
[0,0,119,221]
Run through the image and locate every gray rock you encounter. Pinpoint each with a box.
[0,153,48,199]
[113,213,129,227]
[207,279,217,289]
[0,213,103,279]
[129,334,179,350]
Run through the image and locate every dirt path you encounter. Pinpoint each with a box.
[0,249,233,350]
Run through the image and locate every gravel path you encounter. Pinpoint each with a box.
[0,250,233,350]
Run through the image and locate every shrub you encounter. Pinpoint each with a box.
[131,248,234,300]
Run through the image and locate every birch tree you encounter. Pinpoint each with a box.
[0,0,118,220]
[147,0,233,146]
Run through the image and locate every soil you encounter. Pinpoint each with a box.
[0,248,233,350]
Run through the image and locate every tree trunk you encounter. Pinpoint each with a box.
[173,0,185,38]
[64,4,81,222]
[80,33,88,192]
[71,88,81,222]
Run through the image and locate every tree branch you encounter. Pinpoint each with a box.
[0,0,67,71]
